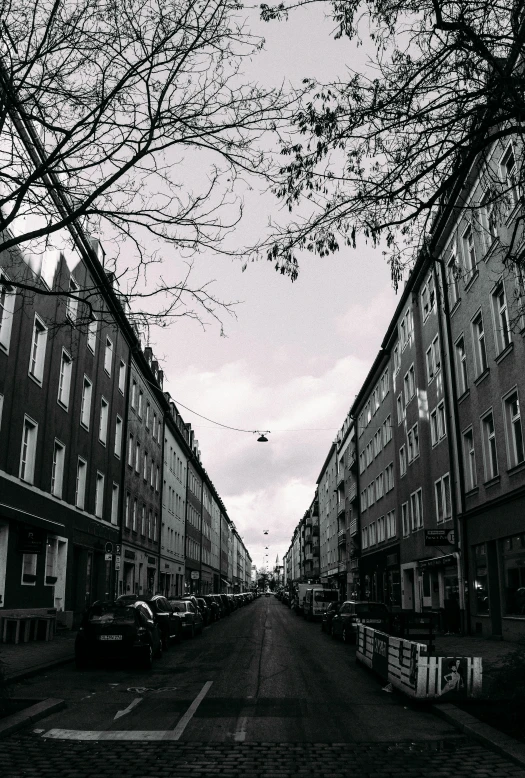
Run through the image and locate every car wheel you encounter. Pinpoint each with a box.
[141,643,153,670]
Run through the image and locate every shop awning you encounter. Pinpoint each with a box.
[0,502,65,531]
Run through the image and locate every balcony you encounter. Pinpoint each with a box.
[337,503,345,519]
[336,471,345,489]
[349,518,358,536]
[348,449,357,470]
[337,529,346,546]
[305,550,313,561]
[347,483,357,502]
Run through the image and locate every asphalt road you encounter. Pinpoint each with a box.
[2,596,523,777]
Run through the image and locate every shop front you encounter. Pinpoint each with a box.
[359,546,401,608]
[417,553,462,633]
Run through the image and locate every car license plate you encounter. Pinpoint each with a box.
[98,635,122,640]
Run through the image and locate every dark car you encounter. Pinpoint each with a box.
[331,601,390,643]
[196,597,211,626]
[213,593,227,617]
[169,599,204,637]
[75,600,162,670]
[219,593,231,615]
[117,594,182,649]
[321,601,341,634]
[202,595,219,623]
[227,594,236,611]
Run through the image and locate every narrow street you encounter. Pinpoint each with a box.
[2,598,523,777]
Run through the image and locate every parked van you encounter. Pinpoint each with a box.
[303,588,339,620]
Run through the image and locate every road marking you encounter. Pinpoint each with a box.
[43,681,213,742]
[163,681,213,741]
[114,698,143,720]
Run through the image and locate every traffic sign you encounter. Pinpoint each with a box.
[116,544,121,554]
[105,553,112,561]
[105,542,113,554]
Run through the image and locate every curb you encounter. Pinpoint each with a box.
[4,654,75,685]
[433,703,525,769]
[0,698,66,739]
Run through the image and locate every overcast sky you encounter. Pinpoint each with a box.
[147,5,401,573]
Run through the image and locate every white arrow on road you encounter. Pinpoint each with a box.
[114,698,143,720]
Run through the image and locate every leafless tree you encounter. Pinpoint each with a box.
[0,0,293,329]
[259,0,525,293]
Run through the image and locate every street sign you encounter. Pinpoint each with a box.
[424,529,455,546]
[105,542,113,554]
[190,571,200,580]
[104,553,112,561]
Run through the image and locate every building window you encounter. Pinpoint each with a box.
[19,416,38,484]
[407,423,419,463]
[76,458,87,509]
[104,336,113,376]
[359,452,366,474]
[480,190,498,250]
[462,224,476,277]
[148,510,152,539]
[397,393,404,425]
[385,462,394,492]
[29,315,47,384]
[393,343,400,375]
[377,516,385,543]
[361,526,369,550]
[426,335,441,383]
[143,451,148,481]
[114,416,123,458]
[99,397,109,446]
[383,415,392,445]
[386,510,396,539]
[435,473,452,523]
[367,482,375,506]
[132,498,137,531]
[380,368,389,400]
[491,281,511,354]
[146,403,150,429]
[135,441,140,472]
[410,488,423,531]
[131,380,137,409]
[360,490,367,512]
[141,504,146,535]
[125,492,130,528]
[401,502,409,537]
[463,428,477,491]
[80,376,92,429]
[51,439,65,498]
[155,465,160,492]
[45,537,58,586]
[128,434,134,467]
[430,400,447,446]
[153,514,158,542]
[447,249,460,309]
[87,315,97,353]
[455,336,468,395]
[369,522,377,546]
[21,553,37,586]
[57,349,73,410]
[399,445,407,477]
[501,534,525,615]
[118,360,126,394]
[95,472,104,518]
[152,412,157,439]
[421,274,435,322]
[376,472,384,499]
[472,311,488,376]
[0,273,16,353]
[403,364,415,406]
[150,458,155,488]
[503,390,524,469]
[111,483,119,525]
[138,390,143,418]
[66,277,79,321]
[481,411,498,481]
[501,143,519,209]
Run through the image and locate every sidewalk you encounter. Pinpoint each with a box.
[0,630,76,683]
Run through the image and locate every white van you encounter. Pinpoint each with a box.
[304,588,339,620]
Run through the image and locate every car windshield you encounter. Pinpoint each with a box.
[88,605,136,623]
[314,590,339,602]
[169,602,186,612]
[355,603,389,615]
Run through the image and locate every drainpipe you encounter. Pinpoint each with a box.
[433,256,470,635]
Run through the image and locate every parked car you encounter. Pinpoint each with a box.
[219,593,231,615]
[331,601,390,643]
[75,600,162,670]
[321,601,341,634]
[196,597,211,626]
[117,594,182,649]
[304,588,339,621]
[227,594,237,611]
[202,595,219,622]
[168,599,204,637]
[212,593,227,617]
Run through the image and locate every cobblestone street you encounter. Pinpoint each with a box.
[2,734,525,778]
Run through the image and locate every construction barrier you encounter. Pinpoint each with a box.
[356,625,483,700]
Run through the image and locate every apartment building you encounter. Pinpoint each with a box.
[0,239,131,621]
[317,443,339,590]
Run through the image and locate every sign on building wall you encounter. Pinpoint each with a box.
[424,529,455,547]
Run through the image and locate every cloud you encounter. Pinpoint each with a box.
[336,286,399,359]
[166,353,371,564]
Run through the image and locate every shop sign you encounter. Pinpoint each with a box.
[424,529,455,547]
[124,550,136,560]
[419,553,456,569]
[17,525,45,554]
[190,571,200,580]
[386,553,399,568]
